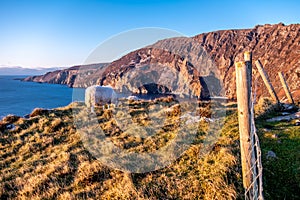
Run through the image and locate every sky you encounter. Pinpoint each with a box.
[0,0,299,68]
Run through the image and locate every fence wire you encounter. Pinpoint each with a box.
[245,75,264,200]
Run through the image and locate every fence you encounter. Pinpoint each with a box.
[235,52,264,200]
[246,75,264,199]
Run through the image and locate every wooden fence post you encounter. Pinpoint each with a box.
[254,60,280,104]
[278,72,294,104]
[235,57,253,189]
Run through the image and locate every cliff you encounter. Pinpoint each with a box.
[23,63,108,87]
[192,23,300,101]
[23,23,300,101]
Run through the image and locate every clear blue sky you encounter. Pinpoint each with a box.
[0,0,299,68]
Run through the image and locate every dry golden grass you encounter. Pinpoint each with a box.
[0,100,243,199]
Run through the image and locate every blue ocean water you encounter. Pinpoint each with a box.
[0,76,85,119]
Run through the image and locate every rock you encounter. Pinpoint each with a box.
[178,113,215,125]
[6,124,15,130]
[126,96,140,101]
[185,116,201,125]
[201,117,214,123]
[266,151,277,159]
[281,112,291,116]
[180,113,200,125]
[271,134,278,139]
[282,104,298,112]
[263,128,271,132]
[23,114,30,119]
[266,112,300,122]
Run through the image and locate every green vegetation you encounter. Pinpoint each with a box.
[0,100,299,199]
[256,118,300,199]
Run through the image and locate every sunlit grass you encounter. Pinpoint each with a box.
[1,99,298,199]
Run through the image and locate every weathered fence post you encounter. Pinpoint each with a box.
[235,53,253,190]
[278,72,294,104]
[254,60,280,103]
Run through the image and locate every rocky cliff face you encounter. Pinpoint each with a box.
[93,47,215,98]
[24,23,300,101]
[23,63,108,87]
[192,23,300,101]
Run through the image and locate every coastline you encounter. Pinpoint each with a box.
[0,75,85,119]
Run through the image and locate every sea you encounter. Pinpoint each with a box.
[0,76,85,119]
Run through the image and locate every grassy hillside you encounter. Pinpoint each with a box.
[0,101,299,199]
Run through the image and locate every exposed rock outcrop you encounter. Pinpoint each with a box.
[193,23,300,101]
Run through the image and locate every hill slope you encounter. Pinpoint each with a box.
[23,23,300,101]
[0,102,243,199]
[1,102,299,199]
